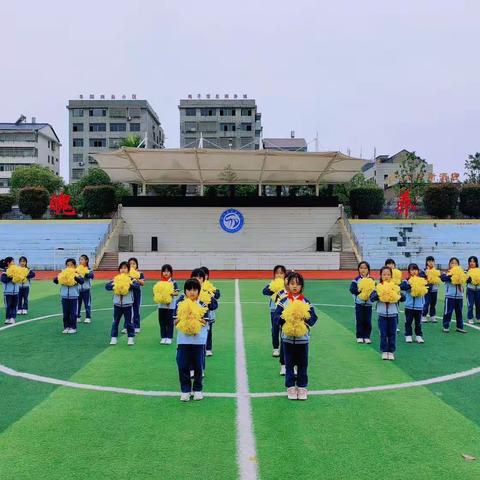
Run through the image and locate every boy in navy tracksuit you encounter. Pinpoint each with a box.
[158,264,179,344]
[77,254,94,324]
[421,256,439,323]
[273,272,318,401]
[201,266,220,357]
[106,261,139,346]
[466,255,480,325]
[175,278,217,401]
[17,256,35,315]
[370,266,405,360]
[53,258,85,334]
[349,261,373,344]
[441,257,467,334]
[1,257,20,325]
[262,265,287,357]
[400,263,425,344]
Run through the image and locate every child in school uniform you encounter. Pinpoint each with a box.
[175,278,217,401]
[127,257,145,334]
[17,256,35,315]
[53,258,85,334]
[1,257,20,325]
[466,256,480,325]
[400,263,426,344]
[441,257,467,334]
[201,266,220,357]
[370,266,405,360]
[421,256,439,323]
[105,261,139,346]
[385,258,402,332]
[77,254,94,324]
[262,265,287,357]
[273,272,318,401]
[157,264,179,344]
[349,261,374,344]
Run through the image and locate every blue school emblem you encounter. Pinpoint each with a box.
[219,209,244,233]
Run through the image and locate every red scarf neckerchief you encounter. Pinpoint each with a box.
[287,293,305,302]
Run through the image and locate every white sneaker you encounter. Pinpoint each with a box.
[68,329,77,334]
[62,328,70,334]
[468,319,474,325]
[364,338,372,344]
[381,352,389,360]
[431,317,438,323]
[421,316,428,323]
[160,338,166,344]
[134,328,140,334]
[23,310,28,315]
[180,393,191,402]
[166,338,172,345]
[7,318,15,325]
[297,387,308,401]
[356,338,364,344]
[416,336,424,344]
[84,318,91,324]
[193,391,204,401]
[287,387,298,400]
[272,349,280,357]
[206,350,213,357]
[190,370,194,378]
[280,365,286,376]
[121,328,127,334]
[389,353,395,361]
[128,337,135,346]
[405,336,413,343]
[396,327,400,332]
[294,366,298,375]
[110,337,118,345]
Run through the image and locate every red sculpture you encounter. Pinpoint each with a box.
[396,189,416,219]
[50,193,77,217]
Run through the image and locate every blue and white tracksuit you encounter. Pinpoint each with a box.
[131,272,144,329]
[273,294,318,389]
[263,284,282,350]
[105,280,139,338]
[420,269,439,318]
[53,276,85,330]
[400,279,425,337]
[158,278,179,340]
[17,269,35,312]
[466,279,480,322]
[206,287,221,351]
[1,272,20,322]
[174,295,216,393]
[370,288,405,353]
[349,276,373,340]
[441,273,464,329]
[77,269,94,319]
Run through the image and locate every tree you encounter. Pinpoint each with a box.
[464,153,480,183]
[120,135,143,148]
[333,173,376,208]
[423,184,459,218]
[395,151,428,204]
[349,187,384,218]
[18,187,50,219]
[82,185,117,217]
[459,185,480,218]
[11,164,63,197]
[0,195,14,217]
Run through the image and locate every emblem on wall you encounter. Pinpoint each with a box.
[219,208,244,233]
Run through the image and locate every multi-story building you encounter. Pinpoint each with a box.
[178,95,262,150]
[0,117,61,194]
[263,132,307,152]
[67,96,165,181]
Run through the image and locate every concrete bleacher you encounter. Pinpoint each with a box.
[0,220,111,270]
[350,220,480,269]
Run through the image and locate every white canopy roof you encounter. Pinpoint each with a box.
[92,148,367,186]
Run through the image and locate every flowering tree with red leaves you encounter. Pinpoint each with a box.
[396,189,416,219]
[50,193,77,217]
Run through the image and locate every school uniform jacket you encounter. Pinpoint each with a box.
[349,275,374,306]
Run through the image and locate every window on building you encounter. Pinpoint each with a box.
[89,123,106,132]
[240,123,252,131]
[89,108,107,117]
[72,138,84,147]
[129,123,141,132]
[109,138,121,149]
[110,123,127,132]
[221,123,236,132]
[186,108,196,116]
[0,132,36,142]
[89,138,107,148]
[184,137,197,147]
[200,108,216,116]
[48,141,51,149]
[72,123,84,132]
[129,107,141,118]
[72,168,84,179]
[73,153,83,162]
[241,109,252,116]
[72,109,84,117]
[110,108,127,118]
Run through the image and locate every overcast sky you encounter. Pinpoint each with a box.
[1,0,479,181]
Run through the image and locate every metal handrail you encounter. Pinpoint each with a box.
[339,204,363,262]
[93,205,122,268]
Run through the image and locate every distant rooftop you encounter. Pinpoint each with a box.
[0,122,60,143]
[263,138,307,150]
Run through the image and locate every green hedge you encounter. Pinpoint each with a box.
[459,184,480,218]
[0,195,14,217]
[82,185,116,218]
[423,184,459,218]
[18,187,50,219]
[349,187,384,218]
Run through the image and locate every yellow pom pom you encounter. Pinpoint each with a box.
[153,281,175,304]
[76,265,89,277]
[448,265,467,285]
[357,277,376,301]
[202,280,217,295]
[468,268,480,286]
[6,265,28,284]
[376,281,401,303]
[392,269,402,285]
[269,277,285,301]
[129,268,141,280]
[176,299,207,335]
[409,276,428,297]
[58,268,77,287]
[199,288,212,306]
[281,300,311,337]
[113,273,132,296]
[426,268,441,285]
